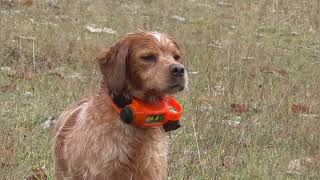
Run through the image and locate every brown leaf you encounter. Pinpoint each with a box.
[47,72,64,79]
[0,84,16,93]
[8,68,37,80]
[231,103,248,113]
[2,145,14,160]
[273,130,286,145]
[274,69,288,78]
[26,167,47,180]
[305,154,320,170]
[24,69,37,80]
[291,104,311,114]
[258,65,288,78]
[22,0,33,7]
[1,145,15,167]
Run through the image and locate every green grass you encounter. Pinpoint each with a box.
[1,0,320,179]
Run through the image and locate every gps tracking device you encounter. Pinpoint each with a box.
[110,95,183,132]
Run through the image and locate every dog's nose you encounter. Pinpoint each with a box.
[169,64,185,77]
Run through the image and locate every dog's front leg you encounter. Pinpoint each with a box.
[133,157,168,180]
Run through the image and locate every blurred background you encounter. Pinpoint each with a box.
[1,0,320,179]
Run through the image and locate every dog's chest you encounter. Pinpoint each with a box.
[86,123,169,177]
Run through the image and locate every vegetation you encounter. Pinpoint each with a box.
[1,0,320,179]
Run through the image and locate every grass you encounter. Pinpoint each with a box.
[1,0,320,179]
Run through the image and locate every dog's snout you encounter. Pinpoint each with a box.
[169,64,185,77]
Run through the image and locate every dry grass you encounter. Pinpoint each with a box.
[1,0,320,179]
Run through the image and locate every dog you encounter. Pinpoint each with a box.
[53,31,188,180]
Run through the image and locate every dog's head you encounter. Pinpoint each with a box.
[97,31,187,102]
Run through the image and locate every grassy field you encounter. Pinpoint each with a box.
[1,0,320,179]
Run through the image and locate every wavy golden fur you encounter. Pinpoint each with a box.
[53,31,187,179]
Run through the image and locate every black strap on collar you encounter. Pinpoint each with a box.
[163,121,181,132]
[110,92,132,108]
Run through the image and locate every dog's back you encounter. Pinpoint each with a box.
[53,97,90,179]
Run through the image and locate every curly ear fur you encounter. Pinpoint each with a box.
[97,40,131,93]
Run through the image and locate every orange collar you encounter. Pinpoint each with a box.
[110,95,183,131]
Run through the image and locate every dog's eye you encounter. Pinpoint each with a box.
[141,55,157,62]
[173,55,181,60]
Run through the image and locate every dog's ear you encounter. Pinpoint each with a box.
[97,41,130,93]
[97,48,111,65]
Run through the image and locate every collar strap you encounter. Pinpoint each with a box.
[109,94,182,132]
[110,93,132,108]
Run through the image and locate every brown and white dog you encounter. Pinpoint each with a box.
[53,31,188,180]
